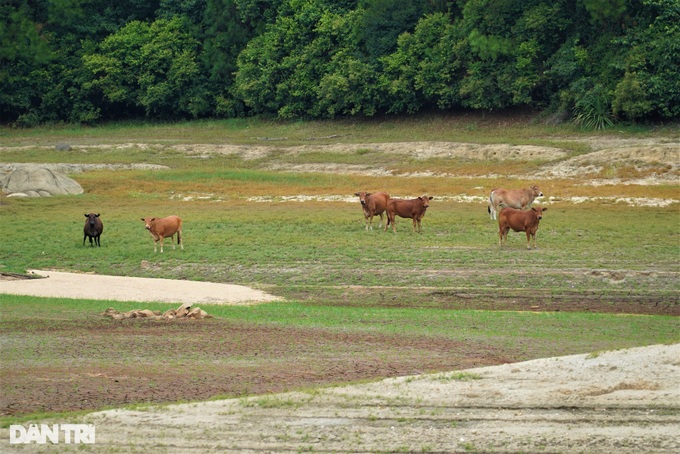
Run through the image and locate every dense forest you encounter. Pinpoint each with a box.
[1,0,678,126]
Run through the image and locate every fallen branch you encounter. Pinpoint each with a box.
[103,303,212,320]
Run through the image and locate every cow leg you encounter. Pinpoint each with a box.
[178,230,183,250]
[377,212,384,228]
[367,214,373,231]
[526,231,532,249]
[491,202,499,220]
[499,227,508,247]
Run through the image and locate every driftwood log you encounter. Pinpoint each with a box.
[103,302,211,320]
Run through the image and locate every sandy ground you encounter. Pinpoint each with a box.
[81,344,679,453]
[0,269,280,305]
[7,340,679,453]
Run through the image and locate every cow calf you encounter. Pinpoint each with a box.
[386,196,432,233]
[498,206,547,249]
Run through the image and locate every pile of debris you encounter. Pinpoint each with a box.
[103,302,212,320]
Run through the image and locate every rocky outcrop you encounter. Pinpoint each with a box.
[0,164,83,197]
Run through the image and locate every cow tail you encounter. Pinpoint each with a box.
[488,192,495,219]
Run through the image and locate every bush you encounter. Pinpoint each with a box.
[573,85,615,130]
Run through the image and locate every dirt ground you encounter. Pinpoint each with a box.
[2,270,679,453]
[79,343,680,453]
[2,136,679,452]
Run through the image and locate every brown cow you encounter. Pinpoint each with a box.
[385,195,432,233]
[141,215,183,253]
[488,185,543,220]
[83,213,103,247]
[498,206,547,249]
[354,191,390,231]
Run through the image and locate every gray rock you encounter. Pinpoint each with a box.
[0,164,83,197]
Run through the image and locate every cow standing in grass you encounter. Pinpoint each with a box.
[83,213,103,247]
[141,215,183,253]
[386,195,432,233]
[488,185,543,220]
[498,206,547,249]
[354,191,390,231]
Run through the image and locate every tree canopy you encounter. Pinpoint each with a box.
[2,0,678,126]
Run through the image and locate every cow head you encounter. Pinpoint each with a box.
[530,185,543,198]
[84,213,100,226]
[141,217,156,231]
[531,206,547,219]
[354,191,371,205]
[419,196,433,208]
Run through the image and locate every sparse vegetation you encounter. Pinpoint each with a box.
[0,115,678,427]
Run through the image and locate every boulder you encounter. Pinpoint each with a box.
[0,164,83,197]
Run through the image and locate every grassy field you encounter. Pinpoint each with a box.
[1,113,679,422]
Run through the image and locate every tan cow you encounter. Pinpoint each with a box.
[385,195,432,233]
[141,215,183,253]
[488,185,543,220]
[354,191,390,230]
[498,206,547,249]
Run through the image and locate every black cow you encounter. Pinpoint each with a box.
[83,213,104,247]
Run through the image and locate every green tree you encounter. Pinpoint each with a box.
[380,13,465,113]
[235,0,372,118]
[200,0,252,117]
[357,0,436,60]
[612,0,680,119]
[0,1,52,124]
[612,71,652,122]
[83,17,202,118]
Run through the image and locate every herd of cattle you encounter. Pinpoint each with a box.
[83,184,546,252]
[355,184,546,249]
